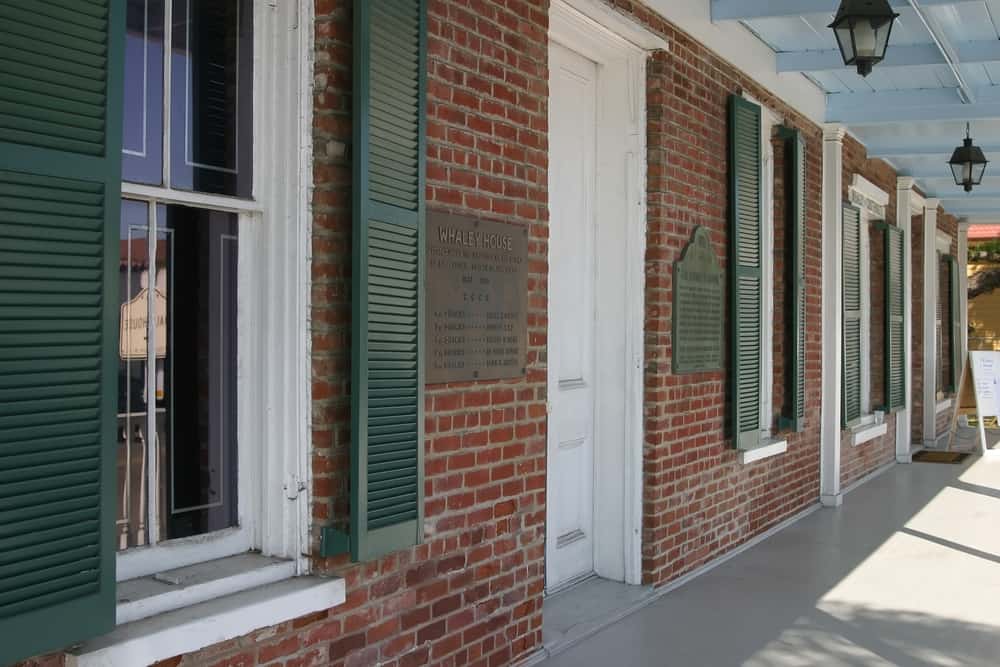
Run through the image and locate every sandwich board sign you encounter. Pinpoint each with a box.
[966,351,1000,456]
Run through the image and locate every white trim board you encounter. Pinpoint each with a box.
[69,577,344,667]
[821,125,846,503]
[895,178,918,462]
[548,0,650,588]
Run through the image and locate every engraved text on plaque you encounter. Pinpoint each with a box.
[426,212,528,383]
[673,226,725,373]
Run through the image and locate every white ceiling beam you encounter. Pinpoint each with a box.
[711,0,973,22]
[777,40,1000,73]
[827,87,1000,124]
[907,0,974,103]
[936,194,1000,201]
[868,143,1000,159]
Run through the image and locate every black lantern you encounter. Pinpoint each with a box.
[829,0,900,77]
[949,123,989,193]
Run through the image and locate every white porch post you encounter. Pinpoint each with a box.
[895,178,918,463]
[821,125,845,507]
[959,221,970,361]
[923,199,941,447]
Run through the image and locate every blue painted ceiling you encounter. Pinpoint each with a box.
[716,0,1000,221]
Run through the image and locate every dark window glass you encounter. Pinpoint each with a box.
[159,205,239,540]
[123,0,165,185]
[170,0,253,197]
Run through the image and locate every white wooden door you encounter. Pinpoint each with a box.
[547,43,598,591]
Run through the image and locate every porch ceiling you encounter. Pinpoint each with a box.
[712,0,1000,222]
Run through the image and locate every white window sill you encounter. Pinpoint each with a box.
[936,398,953,414]
[851,421,887,447]
[738,438,788,465]
[116,553,296,625]
[67,568,344,667]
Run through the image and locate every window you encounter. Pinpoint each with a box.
[936,233,958,397]
[0,1,321,663]
[842,176,890,430]
[728,94,805,453]
[117,0,254,578]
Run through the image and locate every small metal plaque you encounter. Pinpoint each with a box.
[673,226,725,373]
[426,211,528,383]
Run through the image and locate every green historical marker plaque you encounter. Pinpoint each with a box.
[673,226,724,373]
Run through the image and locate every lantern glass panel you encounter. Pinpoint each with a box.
[873,21,892,58]
[951,162,968,185]
[854,20,878,58]
[835,24,854,62]
[973,161,988,185]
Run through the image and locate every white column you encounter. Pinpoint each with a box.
[895,178,918,463]
[959,222,970,362]
[821,125,845,507]
[923,199,941,447]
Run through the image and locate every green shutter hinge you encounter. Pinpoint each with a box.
[319,527,351,558]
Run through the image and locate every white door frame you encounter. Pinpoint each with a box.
[547,0,665,588]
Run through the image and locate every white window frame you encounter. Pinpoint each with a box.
[748,96,778,436]
[847,174,889,429]
[115,0,313,584]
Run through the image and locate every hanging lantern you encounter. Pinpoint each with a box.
[949,123,989,193]
[829,0,900,77]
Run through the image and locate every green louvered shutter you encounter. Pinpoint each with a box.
[842,204,863,427]
[778,128,806,433]
[729,95,762,450]
[884,224,905,411]
[948,255,960,393]
[351,0,426,562]
[0,0,123,663]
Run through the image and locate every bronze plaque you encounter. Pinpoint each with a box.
[673,226,725,373]
[426,212,528,383]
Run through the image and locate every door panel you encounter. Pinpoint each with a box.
[547,43,597,590]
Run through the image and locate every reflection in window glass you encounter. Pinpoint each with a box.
[122,0,165,185]
[118,200,152,550]
[170,0,253,197]
[117,202,238,549]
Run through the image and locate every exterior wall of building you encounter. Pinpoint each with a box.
[911,206,960,445]
[837,136,898,488]
[308,1,549,666]
[14,3,980,667]
[623,7,824,586]
[936,213,961,439]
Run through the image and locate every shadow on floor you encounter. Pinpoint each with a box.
[537,457,1000,667]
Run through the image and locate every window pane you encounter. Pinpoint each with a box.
[118,200,152,550]
[122,0,165,185]
[157,205,239,541]
[170,0,253,197]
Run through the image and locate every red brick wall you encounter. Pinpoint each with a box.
[614,6,823,586]
[838,136,898,488]
[309,1,550,666]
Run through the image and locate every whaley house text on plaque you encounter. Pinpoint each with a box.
[426,211,529,383]
[673,226,724,373]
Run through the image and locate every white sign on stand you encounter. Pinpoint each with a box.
[968,351,1000,456]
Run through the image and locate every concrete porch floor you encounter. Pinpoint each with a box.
[537,456,1000,667]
